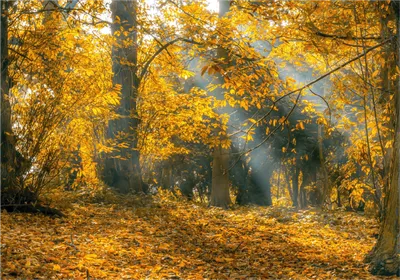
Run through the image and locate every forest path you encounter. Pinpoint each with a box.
[1,195,391,279]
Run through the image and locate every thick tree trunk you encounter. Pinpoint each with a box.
[379,3,397,197]
[0,0,19,195]
[210,146,231,209]
[367,144,400,275]
[104,0,143,193]
[0,2,61,216]
[210,0,231,208]
[367,3,400,275]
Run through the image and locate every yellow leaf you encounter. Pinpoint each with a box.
[159,243,170,250]
[53,264,61,271]
[84,254,98,260]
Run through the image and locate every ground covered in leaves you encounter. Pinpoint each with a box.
[0,194,394,279]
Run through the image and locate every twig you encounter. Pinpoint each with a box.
[232,241,243,253]
[68,234,79,252]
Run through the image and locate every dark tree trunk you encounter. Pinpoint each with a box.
[247,165,273,206]
[232,148,272,206]
[1,2,63,217]
[276,164,282,199]
[318,125,331,207]
[292,167,300,207]
[285,167,294,202]
[180,173,194,200]
[0,0,20,199]
[233,160,250,205]
[309,169,322,206]
[161,161,173,190]
[366,3,400,275]
[104,0,143,193]
[336,186,341,208]
[299,169,310,209]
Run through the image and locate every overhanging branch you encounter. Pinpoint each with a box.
[139,37,202,82]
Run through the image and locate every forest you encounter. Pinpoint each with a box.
[1,0,400,278]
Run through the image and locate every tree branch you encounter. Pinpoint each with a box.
[139,37,202,82]
[229,36,393,168]
[315,31,381,41]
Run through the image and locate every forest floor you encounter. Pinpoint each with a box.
[0,192,395,279]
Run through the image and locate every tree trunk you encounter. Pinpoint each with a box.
[247,163,273,206]
[104,0,143,193]
[367,144,400,275]
[161,163,173,190]
[233,159,250,205]
[367,3,400,275]
[318,125,331,207]
[299,169,310,209]
[336,186,341,208]
[292,167,299,207]
[210,146,231,209]
[277,164,282,199]
[0,0,19,199]
[309,169,322,206]
[210,0,231,208]
[285,167,294,202]
[379,3,397,197]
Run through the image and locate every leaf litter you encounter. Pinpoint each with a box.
[0,195,394,279]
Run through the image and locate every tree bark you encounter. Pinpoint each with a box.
[104,0,143,193]
[0,0,19,196]
[210,0,232,208]
[299,169,310,209]
[366,3,400,275]
[210,146,231,208]
[285,167,294,202]
[318,125,331,207]
[292,166,299,207]
[232,159,250,205]
[367,142,400,275]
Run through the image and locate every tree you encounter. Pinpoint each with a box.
[366,2,400,275]
[1,0,27,205]
[104,0,144,193]
[2,0,116,210]
[209,0,232,208]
